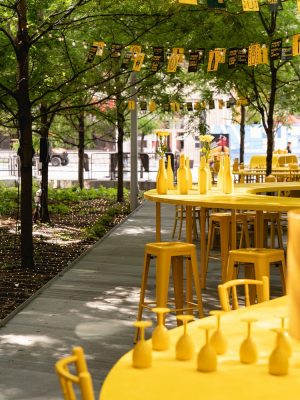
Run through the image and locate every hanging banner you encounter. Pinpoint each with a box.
[209,99,215,109]
[170,102,180,112]
[172,48,185,63]
[111,44,122,58]
[196,48,205,64]
[151,47,164,72]
[228,48,238,68]
[186,102,193,111]
[207,0,226,9]
[259,46,269,64]
[242,0,259,11]
[237,48,248,64]
[132,53,145,71]
[270,38,282,60]
[167,53,179,72]
[207,50,219,71]
[140,101,147,111]
[292,34,300,56]
[281,47,293,60]
[188,52,199,72]
[215,48,226,63]
[248,43,261,66]
[297,0,300,11]
[130,45,142,58]
[121,52,132,69]
[218,99,225,109]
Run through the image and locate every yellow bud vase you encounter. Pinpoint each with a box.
[166,155,174,190]
[185,157,193,189]
[198,156,208,194]
[223,154,233,194]
[156,158,168,194]
[177,154,188,194]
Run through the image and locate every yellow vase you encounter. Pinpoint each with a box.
[198,156,208,194]
[217,155,224,192]
[206,162,212,190]
[177,154,188,194]
[223,154,233,194]
[166,155,174,190]
[185,157,193,189]
[156,158,167,194]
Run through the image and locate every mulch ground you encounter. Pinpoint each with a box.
[0,199,129,320]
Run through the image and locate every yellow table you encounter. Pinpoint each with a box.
[144,182,300,286]
[100,296,300,400]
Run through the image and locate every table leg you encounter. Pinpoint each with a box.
[156,202,161,242]
[200,207,207,288]
[186,206,193,303]
[255,210,264,248]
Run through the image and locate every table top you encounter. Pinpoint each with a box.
[99,296,300,400]
[144,182,300,212]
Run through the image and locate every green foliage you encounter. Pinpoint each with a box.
[0,185,19,215]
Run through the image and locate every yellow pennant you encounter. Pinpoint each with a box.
[248,43,261,66]
[292,34,300,56]
[178,0,198,4]
[149,100,156,112]
[172,48,185,63]
[132,53,145,71]
[236,97,248,106]
[297,0,300,12]
[128,100,135,110]
[167,54,179,73]
[93,41,105,56]
[218,100,225,109]
[215,48,226,63]
[260,46,269,64]
[201,100,207,109]
[208,50,219,72]
[242,0,259,11]
[130,45,142,59]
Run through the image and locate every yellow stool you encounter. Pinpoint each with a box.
[172,206,201,240]
[203,212,251,286]
[226,248,287,297]
[135,242,204,341]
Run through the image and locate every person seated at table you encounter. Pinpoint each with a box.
[287,141,292,153]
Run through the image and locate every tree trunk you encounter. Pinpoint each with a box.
[16,0,34,268]
[78,111,85,189]
[239,105,246,164]
[39,103,51,223]
[266,60,277,177]
[117,107,125,203]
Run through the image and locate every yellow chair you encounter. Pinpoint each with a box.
[172,205,201,240]
[55,346,95,400]
[218,276,269,311]
[226,248,287,295]
[135,241,204,342]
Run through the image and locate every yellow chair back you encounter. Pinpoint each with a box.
[55,347,95,400]
[218,276,269,311]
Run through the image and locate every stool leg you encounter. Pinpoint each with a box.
[172,256,184,319]
[279,255,287,294]
[156,253,171,308]
[220,219,230,282]
[203,220,213,287]
[190,250,204,318]
[178,206,184,240]
[172,207,178,239]
[276,214,284,249]
[253,259,270,303]
[135,253,151,343]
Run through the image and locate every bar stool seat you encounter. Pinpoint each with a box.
[135,241,204,342]
[226,248,287,297]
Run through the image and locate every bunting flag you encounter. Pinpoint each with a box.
[270,39,283,60]
[132,53,145,71]
[298,0,300,11]
[242,0,259,11]
[259,46,269,64]
[237,48,248,64]
[130,45,142,58]
[236,97,249,106]
[172,48,185,63]
[151,47,164,72]
[170,102,180,112]
[167,53,180,72]
[128,100,135,110]
[87,45,98,63]
[93,41,105,56]
[292,34,300,56]
[281,47,293,60]
[121,52,132,70]
[207,0,226,9]
[201,100,207,109]
[188,52,199,72]
[208,50,220,71]
[111,44,122,58]
[267,0,283,11]
[215,48,226,63]
[149,100,156,112]
[248,43,261,66]
[140,101,147,111]
[228,48,238,68]
[186,102,193,111]
[197,48,205,64]
[218,99,225,109]
[209,99,215,109]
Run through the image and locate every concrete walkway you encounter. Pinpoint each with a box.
[0,201,284,400]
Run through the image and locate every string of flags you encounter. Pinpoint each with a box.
[125,96,248,112]
[178,0,299,14]
[86,32,300,73]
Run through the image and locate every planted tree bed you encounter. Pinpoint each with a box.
[0,195,131,321]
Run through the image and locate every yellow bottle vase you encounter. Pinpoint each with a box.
[166,155,174,190]
[177,154,188,194]
[156,158,168,195]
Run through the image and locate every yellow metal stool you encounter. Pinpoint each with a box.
[172,205,201,240]
[203,212,251,286]
[135,242,204,341]
[226,248,287,298]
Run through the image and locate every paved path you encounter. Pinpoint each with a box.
[0,201,284,400]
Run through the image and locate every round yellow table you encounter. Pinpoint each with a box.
[100,296,300,400]
[144,182,300,287]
